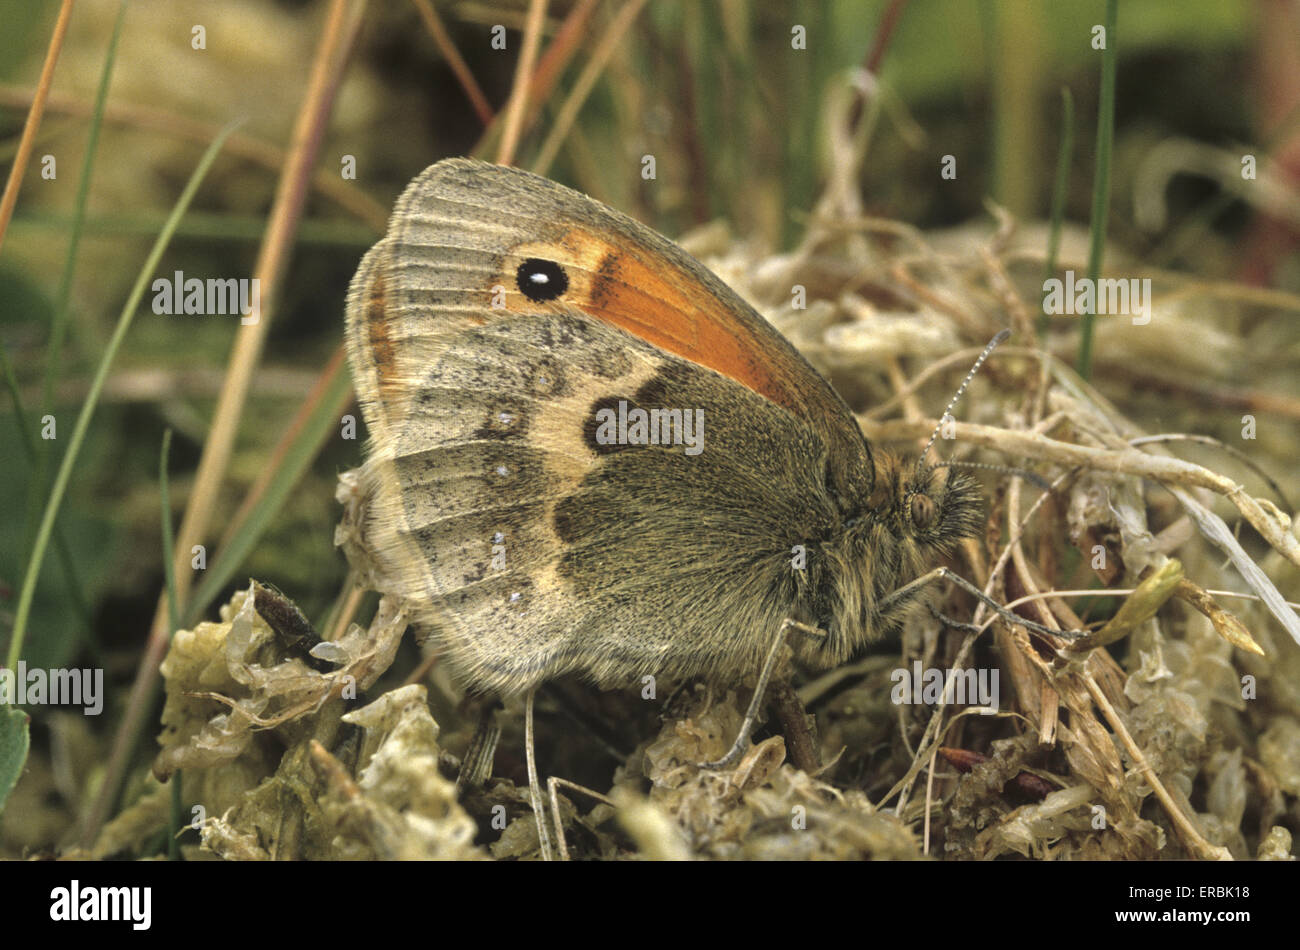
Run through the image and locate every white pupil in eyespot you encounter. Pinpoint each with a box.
[529,272,549,283]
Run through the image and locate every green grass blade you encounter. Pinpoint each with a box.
[0,343,93,632]
[160,428,179,642]
[4,119,244,680]
[159,428,182,860]
[11,210,377,247]
[41,0,126,426]
[1041,85,1074,339]
[0,707,29,817]
[25,0,127,595]
[1078,0,1118,379]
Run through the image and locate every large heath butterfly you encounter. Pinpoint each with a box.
[342,158,1001,770]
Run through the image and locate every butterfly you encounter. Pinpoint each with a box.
[341,158,991,751]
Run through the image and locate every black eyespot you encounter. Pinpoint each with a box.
[910,493,936,530]
[516,258,568,302]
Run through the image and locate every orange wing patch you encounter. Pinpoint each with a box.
[361,263,407,406]
[503,228,802,413]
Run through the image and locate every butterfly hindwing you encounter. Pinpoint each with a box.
[344,159,880,695]
[352,306,845,694]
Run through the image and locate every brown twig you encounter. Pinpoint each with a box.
[864,0,910,76]
[1082,673,1232,860]
[850,0,910,132]
[81,0,368,849]
[409,0,494,126]
[0,0,76,254]
[216,346,352,554]
[326,583,367,645]
[0,85,390,232]
[530,0,651,177]
[529,0,600,106]
[469,0,600,162]
[495,0,548,166]
[768,680,820,773]
[861,417,1300,573]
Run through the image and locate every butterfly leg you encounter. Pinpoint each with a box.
[524,689,555,861]
[699,617,825,771]
[926,602,984,634]
[878,566,1081,641]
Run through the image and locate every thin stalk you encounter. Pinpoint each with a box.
[1041,86,1074,339]
[5,121,241,681]
[159,429,182,860]
[1078,0,1118,379]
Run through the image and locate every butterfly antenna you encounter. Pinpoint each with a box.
[915,329,1011,479]
[928,460,1052,492]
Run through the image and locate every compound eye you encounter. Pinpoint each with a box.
[910,493,936,530]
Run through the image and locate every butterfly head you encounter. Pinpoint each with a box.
[868,328,1010,554]
[902,461,983,552]
[863,452,983,554]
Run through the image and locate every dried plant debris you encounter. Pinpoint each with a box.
[159,243,1300,861]
[622,687,920,860]
[680,221,1296,860]
[144,542,1297,861]
[139,112,1300,861]
[700,196,1297,861]
[154,581,404,781]
[140,583,482,859]
[309,685,482,860]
